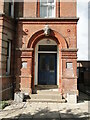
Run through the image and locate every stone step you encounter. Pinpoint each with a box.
[30,93,62,100]
[27,99,65,103]
[36,85,58,90]
[37,90,60,94]
[30,85,64,103]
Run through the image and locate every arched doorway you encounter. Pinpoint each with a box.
[27,29,68,92]
[34,39,59,86]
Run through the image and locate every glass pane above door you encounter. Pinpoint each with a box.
[38,45,57,51]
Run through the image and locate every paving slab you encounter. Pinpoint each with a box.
[33,112,47,118]
[46,112,60,118]
[0,92,90,120]
[32,118,60,120]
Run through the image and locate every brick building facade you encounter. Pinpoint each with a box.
[0,0,79,102]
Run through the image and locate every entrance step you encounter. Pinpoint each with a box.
[29,86,65,103]
[36,85,58,90]
[29,92,65,103]
[37,90,60,94]
[30,93,62,100]
[28,99,65,103]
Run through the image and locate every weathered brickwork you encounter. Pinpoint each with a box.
[15,1,77,18]
[4,2,10,16]
[0,1,15,100]
[15,19,78,97]
[60,2,77,17]
[0,0,78,100]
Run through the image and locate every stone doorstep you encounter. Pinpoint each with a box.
[37,90,60,94]
[35,85,58,90]
[30,96,62,101]
[27,99,66,103]
[30,92,62,99]
[29,89,65,103]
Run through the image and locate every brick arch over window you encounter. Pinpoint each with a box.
[27,29,68,49]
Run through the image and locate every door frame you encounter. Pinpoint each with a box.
[38,53,57,85]
[34,39,59,85]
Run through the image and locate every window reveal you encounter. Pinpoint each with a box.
[9,0,14,17]
[6,41,11,75]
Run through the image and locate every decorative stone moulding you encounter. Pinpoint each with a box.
[43,25,51,36]
[67,29,71,32]
[25,29,28,32]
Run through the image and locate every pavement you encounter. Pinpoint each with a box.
[0,92,90,120]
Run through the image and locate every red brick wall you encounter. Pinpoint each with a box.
[14,1,78,97]
[0,1,78,100]
[0,17,3,100]
[60,2,77,17]
[16,22,77,48]
[24,2,37,18]
[0,14,15,100]
[0,1,4,14]
[15,1,77,18]
[15,18,78,96]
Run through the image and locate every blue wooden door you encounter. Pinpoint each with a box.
[38,53,57,85]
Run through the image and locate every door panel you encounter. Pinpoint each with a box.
[38,53,57,85]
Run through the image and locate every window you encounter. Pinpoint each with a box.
[40,0,55,18]
[9,0,14,17]
[6,41,11,75]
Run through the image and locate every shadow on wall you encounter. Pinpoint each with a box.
[14,2,24,18]
[14,5,31,94]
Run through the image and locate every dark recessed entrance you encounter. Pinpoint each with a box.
[38,53,57,85]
